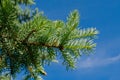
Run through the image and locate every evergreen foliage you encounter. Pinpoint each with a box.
[0,0,98,80]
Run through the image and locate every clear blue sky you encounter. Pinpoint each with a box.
[17,0,120,80]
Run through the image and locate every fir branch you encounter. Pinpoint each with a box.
[0,0,98,79]
[25,41,64,50]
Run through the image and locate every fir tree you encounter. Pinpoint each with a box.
[0,0,98,80]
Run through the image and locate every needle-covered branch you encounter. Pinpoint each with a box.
[0,0,98,80]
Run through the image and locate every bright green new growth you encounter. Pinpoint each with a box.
[0,0,98,80]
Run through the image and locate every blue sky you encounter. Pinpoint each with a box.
[17,0,120,80]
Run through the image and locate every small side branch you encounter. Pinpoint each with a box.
[22,29,36,42]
